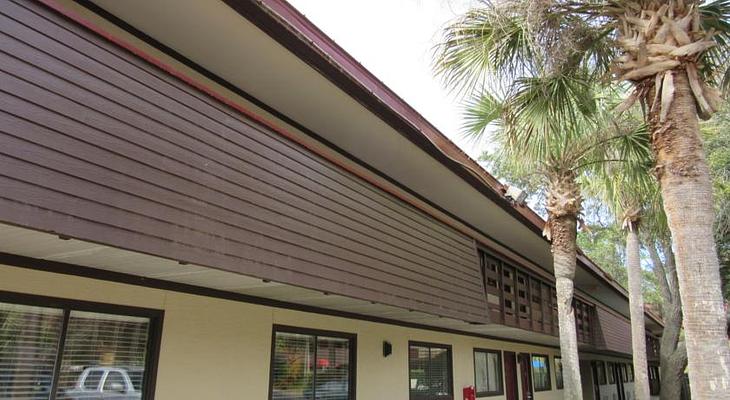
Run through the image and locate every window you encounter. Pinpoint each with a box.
[607,362,616,384]
[531,354,551,391]
[595,361,606,385]
[626,364,634,382]
[409,342,453,400]
[474,349,502,396]
[0,294,161,400]
[621,364,629,383]
[270,326,355,400]
[554,357,563,389]
[649,366,661,395]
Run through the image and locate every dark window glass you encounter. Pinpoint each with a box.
[554,357,563,389]
[0,300,156,400]
[649,366,661,395]
[0,303,64,399]
[531,355,551,391]
[626,364,634,382]
[271,329,353,400]
[474,350,502,396]
[596,361,607,385]
[607,363,616,384]
[316,336,350,400]
[56,311,150,398]
[409,343,452,400]
[272,332,313,400]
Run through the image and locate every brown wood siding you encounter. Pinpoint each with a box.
[0,0,487,322]
[593,306,632,355]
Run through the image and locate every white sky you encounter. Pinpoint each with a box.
[287,0,483,158]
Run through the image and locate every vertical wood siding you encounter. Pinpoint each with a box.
[0,0,488,322]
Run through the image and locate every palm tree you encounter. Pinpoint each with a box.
[434,2,730,397]
[585,105,689,399]
[451,79,648,399]
[585,115,656,400]
[464,80,591,400]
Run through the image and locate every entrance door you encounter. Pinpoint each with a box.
[504,351,519,400]
[518,353,534,400]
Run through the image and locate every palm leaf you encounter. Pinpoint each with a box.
[433,4,535,96]
[701,0,730,94]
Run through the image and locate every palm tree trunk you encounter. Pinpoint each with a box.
[626,226,650,400]
[660,341,687,400]
[551,214,583,400]
[648,241,688,400]
[650,70,730,399]
[645,240,688,400]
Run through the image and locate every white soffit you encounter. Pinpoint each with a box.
[0,223,563,346]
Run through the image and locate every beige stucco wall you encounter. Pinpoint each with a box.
[0,264,637,400]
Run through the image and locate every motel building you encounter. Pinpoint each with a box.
[0,1,665,399]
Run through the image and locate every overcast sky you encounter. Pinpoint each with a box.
[287,0,484,158]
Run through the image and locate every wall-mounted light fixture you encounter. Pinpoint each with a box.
[505,185,528,206]
[383,341,392,358]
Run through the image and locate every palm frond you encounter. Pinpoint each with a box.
[499,73,598,166]
[701,0,730,94]
[433,3,536,96]
[461,90,504,144]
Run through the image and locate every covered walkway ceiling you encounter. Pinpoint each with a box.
[0,222,564,347]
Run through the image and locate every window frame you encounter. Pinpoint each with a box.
[408,341,454,400]
[530,354,552,392]
[554,356,563,390]
[269,325,357,400]
[0,290,164,400]
[473,348,503,397]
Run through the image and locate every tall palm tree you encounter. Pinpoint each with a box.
[454,80,647,399]
[434,2,730,397]
[585,115,656,399]
[585,105,689,399]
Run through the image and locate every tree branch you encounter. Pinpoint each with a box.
[672,340,688,370]
[660,239,681,303]
[645,238,673,304]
